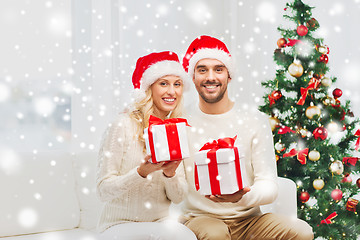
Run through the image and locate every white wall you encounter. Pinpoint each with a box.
[1,0,359,155]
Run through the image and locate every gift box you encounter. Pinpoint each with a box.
[144,115,190,163]
[194,137,247,195]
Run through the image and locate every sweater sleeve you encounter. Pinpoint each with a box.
[237,112,278,207]
[96,116,146,202]
[161,161,188,204]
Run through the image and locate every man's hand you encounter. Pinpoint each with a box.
[205,187,251,203]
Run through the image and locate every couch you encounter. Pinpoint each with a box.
[0,151,297,239]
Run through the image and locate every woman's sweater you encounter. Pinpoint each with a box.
[96,113,187,232]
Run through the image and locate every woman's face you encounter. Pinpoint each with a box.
[151,75,183,119]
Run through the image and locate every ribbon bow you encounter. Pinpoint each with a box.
[277,126,296,135]
[283,148,309,165]
[285,38,302,47]
[355,129,360,151]
[149,115,190,127]
[320,212,337,224]
[297,78,321,105]
[342,157,359,166]
[199,136,237,151]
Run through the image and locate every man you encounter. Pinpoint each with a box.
[181,35,314,240]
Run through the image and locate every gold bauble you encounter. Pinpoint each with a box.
[322,96,335,106]
[329,160,344,175]
[288,61,304,78]
[321,77,332,87]
[269,117,280,132]
[308,150,320,161]
[313,178,325,190]
[305,105,321,119]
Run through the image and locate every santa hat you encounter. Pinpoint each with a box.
[182,35,234,78]
[132,51,189,101]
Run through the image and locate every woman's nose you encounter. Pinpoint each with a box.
[167,85,175,95]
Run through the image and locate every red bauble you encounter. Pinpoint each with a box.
[318,54,329,63]
[299,191,310,203]
[357,178,360,188]
[271,90,282,101]
[331,189,343,201]
[332,88,343,99]
[297,25,308,36]
[341,174,352,183]
[313,127,328,140]
[277,38,287,48]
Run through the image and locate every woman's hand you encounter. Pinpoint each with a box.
[137,155,165,178]
[161,160,182,178]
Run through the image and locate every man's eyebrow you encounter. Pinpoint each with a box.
[196,64,226,69]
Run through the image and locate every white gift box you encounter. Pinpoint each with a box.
[194,147,247,195]
[144,122,190,163]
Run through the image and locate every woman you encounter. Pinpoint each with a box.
[96,51,196,239]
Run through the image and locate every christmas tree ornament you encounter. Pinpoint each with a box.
[306,17,319,30]
[288,61,304,77]
[321,77,332,87]
[305,105,321,119]
[269,117,280,131]
[313,178,325,190]
[318,54,329,63]
[277,38,287,48]
[327,121,340,133]
[346,198,359,212]
[332,88,342,99]
[268,90,282,106]
[357,178,360,188]
[322,96,335,106]
[300,191,310,203]
[331,189,343,201]
[308,150,320,161]
[341,174,352,183]
[316,45,330,54]
[329,160,344,175]
[313,126,328,140]
[299,128,310,138]
[297,25,308,36]
[275,142,285,152]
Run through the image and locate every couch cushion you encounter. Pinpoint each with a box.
[0,151,80,237]
[72,151,103,230]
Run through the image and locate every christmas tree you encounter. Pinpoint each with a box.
[259,0,360,239]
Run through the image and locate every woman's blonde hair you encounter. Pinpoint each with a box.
[128,86,184,152]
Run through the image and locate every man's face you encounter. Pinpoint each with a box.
[193,58,231,104]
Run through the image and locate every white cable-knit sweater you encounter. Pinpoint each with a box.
[182,102,278,219]
[96,113,188,232]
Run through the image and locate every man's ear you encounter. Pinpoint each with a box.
[192,75,196,83]
[228,75,232,83]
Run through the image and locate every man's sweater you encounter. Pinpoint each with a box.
[182,103,278,219]
[96,113,187,232]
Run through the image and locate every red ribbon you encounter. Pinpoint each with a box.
[195,136,243,195]
[277,126,296,134]
[297,78,321,105]
[355,129,360,151]
[148,115,190,127]
[285,38,302,47]
[283,148,309,165]
[342,157,359,166]
[320,212,337,224]
[147,115,189,163]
